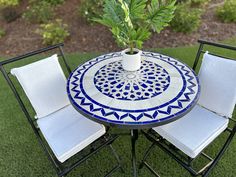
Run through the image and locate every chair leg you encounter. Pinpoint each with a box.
[139,142,156,169]
[104,164,122,177]
[108,144,125,173]
[138,142,161,176]
[141,127,236,177]
[142,161,161,177]
[202,129,236,177]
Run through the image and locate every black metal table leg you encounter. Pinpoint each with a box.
[131,129,139,177]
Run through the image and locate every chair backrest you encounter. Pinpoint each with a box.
[0,43,71,120]
[197,52,236,118]
[193,40,236,118]
[11,54,70,118]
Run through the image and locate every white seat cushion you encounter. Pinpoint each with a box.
[198,52,236,118]
[37,105,106,163]
[153,105,229,158]
[11,54,70,118]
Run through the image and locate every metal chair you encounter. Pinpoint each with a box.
[0,44,123,177]
[139,40,236,177]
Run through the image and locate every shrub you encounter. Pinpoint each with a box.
[0,0,19,7]
[1,6,20,22]
[191,0,210,6]
[30,0,64,6]
[23,1,54,23]
[177,0,210,7]
[170,3,202,33]
[217,0,236,23]
[44,0,64,6]
[78,0,104,23]
[0,28,5,38]
[38,19,70,45]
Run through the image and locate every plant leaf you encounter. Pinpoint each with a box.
[127,0,147,20]
[118,0,133,29]
[93,0,123,28]
[147,0,176,33]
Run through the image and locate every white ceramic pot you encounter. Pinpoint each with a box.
[121,48,142,71]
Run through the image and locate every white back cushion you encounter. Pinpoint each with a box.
[11,54,70,118]
[198,52,236,118]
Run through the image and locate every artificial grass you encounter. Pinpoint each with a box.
[0,40,236,177]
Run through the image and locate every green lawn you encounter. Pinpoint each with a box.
[0,40,236,177]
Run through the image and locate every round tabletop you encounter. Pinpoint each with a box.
[67,52,200,129]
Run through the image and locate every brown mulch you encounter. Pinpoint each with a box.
[0,0,235,56]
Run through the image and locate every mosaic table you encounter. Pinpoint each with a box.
[67,51,200,177]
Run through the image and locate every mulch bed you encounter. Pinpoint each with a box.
[0,0,235,56]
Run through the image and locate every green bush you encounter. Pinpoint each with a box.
[191,0,210,6]
[177,0,210,7]
[43,0,64,6]
[78,0,104,22]
[170,3,202,33]
[0,28,5,38]
[23,1,54,23]
[30,0,64,6]
[217,0,236,23]
[0,0,21,23]
[1,6,20,22]
[38,19,70,45]
[0,0,19,7]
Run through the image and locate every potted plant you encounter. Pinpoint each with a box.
[94,0,176,71]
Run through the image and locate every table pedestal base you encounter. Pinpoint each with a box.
[131,129,139,177]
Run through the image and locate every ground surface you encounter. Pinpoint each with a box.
[0,39,236,177]
[0,0,235,56]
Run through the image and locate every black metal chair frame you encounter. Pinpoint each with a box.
[139,39,236,177]
[0,43,123,177]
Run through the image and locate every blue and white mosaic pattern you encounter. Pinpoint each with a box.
[94,60,170,101]
[67,52,200,128]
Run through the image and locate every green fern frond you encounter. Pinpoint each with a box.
[118,0,133,29]
[127,0,147,20]
[147,0,176,32]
